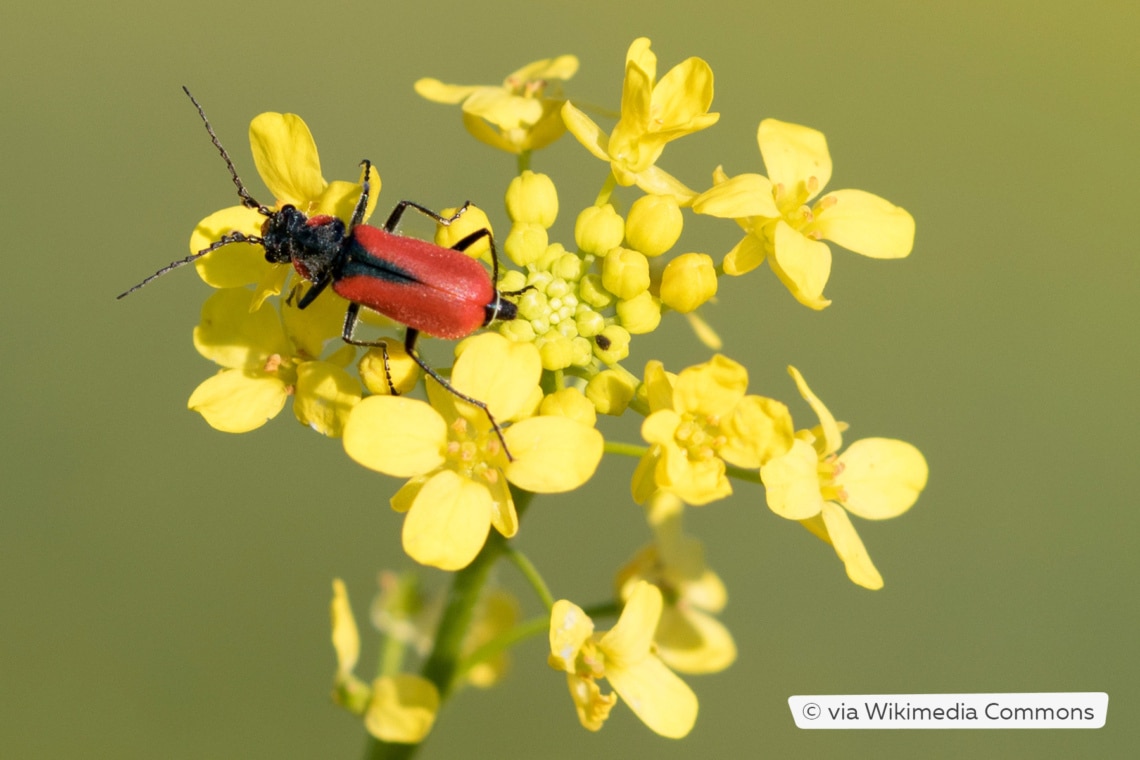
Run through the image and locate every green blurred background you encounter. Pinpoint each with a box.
[3,1,1137,757]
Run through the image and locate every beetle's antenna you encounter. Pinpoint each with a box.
[182,86,270,215]
[116,232,261,299]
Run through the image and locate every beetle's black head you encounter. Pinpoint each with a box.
[259,206,348,284]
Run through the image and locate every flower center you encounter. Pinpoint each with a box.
[443,417,505,479]
[675,414,728,462]
[817,454,849,502]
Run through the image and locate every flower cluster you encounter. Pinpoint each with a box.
[157,36,928,749]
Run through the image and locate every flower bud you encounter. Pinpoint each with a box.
[660,253,717,313]
[602,247,650,300]
[434,205,492,259]
[586,369,636,415]
[615,290,662,334]
[574,204,625,255]
[504,222,548,266]
[625,194,683,257]
[505,171,558,227]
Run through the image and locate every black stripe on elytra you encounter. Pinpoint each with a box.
[341,238,421,285]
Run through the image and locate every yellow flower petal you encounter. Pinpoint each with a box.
[548,599,594,671]
[641,409,682,446]
[188,369,288,433]
[249,112,326,205]
[462,88,544,129]
[632,165,698,205]
[605,654,698,739]
[450,334,542,422]
[814,189,915,259]
[655,606,737,675]
[673,354,747,417]
[190,206,271,288]
[293,362,362,438]
[192,287,290,369]
[315,162,381,224]
[402,470,493,571]
[390,475,425,515]
[652,56,716,131]
[342,396,446,478]
[600,581,661,667]
[631,448,662,505]
[761,439,826,520]
[504,416,604,493]
[719,395,795,468]
[721,233,768,276]
[567,674,617,732]
[413,78,481,104]
[364,674,440,744]
[658,445,731,506]
[330,579,359,675]
[818,502,884,590]
[787,366,842,455]
[692,173,780,219]
[770,221,833,310]
[836,438,928,519]
[280,287,349,360]
[561,102,611,162]
[626,37,656,81]
[486,472,518,539]
[758,119,832,200]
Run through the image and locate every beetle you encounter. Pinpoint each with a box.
[120,88,520,457]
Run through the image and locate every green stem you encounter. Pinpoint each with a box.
[604,440,649,459]
[504,547,555,610]
[455,614,550,681]
[364,488,535,760]
[517,150,532,174]
[377,632,405,678]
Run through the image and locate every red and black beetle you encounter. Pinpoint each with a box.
[120,88,520,456]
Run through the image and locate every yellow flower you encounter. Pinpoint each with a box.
[693,119,915,309]
[188,287,361,436]
[364,674,440,744]
[633,356,794,506]
[548,581,698,738]
[562,38,718,202]
[415,55,579,154]
[616,493,736,674]
[329,579,440,744]
[191,111,380,303]
[342,334,604,570]
[760,366,929,589]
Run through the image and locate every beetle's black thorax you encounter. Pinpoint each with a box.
[260,205,347,284]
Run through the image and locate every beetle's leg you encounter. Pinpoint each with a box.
[349,160,373,231]
[403,328,513,462]
[383,200,472,232]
